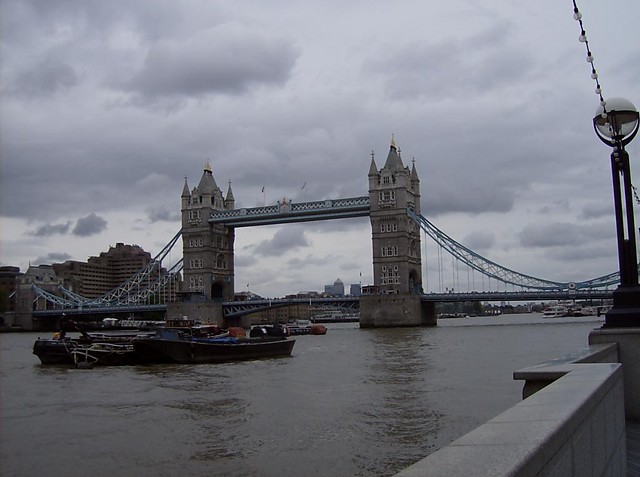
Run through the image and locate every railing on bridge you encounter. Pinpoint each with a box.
[422,289,613,303]
[209,196,370,227]
[33,304,167,316]
[222,296,360,318]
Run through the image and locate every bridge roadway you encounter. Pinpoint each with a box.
[33,304,167,317]
[32,289,613,318]
[223,289,613,317]
[422,289,613,303]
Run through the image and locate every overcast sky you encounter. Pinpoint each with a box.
[2,0,640,298]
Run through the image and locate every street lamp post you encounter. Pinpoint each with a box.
[593,97,640,327]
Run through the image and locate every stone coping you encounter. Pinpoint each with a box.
[394,361,623,476]
[513,342,618,382]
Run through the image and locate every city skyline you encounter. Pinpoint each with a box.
[2,0,640,298]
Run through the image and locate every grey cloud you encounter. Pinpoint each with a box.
[11,60,77,97]
[580,201,612,220]
[425,184,515,216]
[462,230,496,253]
[547,244,613,262]
[538,199,570,215]
[72,213,108,236]
[118,25,298,104]
[33,252,72,265]
[302,217,369,234]
[517,222,609,248]
[146,206,181,223]
[235,255,258,267]
[288,254,333,267]
[365,23,530,100]
[254,228,309,257]
[5,0,193,47]
[28,221,72,237]
[339,261,363,273]
[518,223,581,248]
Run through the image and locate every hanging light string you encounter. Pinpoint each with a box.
[574,2,640,205]
[572,1,612,134]
[633,185,640,206]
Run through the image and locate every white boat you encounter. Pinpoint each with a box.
[542,306,568,318]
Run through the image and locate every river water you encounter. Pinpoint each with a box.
[0,313,604,477]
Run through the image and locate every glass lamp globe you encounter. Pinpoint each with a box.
[593,97,639,147]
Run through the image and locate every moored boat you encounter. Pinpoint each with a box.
[286,320,328,335]
[33,335,148,366]
[33,316,155,366]
[542,306,568,318]
[35,321,295,366]
[133,327,295,364]
[33,338,82,365]
[71,342,137,368]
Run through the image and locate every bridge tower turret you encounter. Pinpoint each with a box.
[171,161,235,324]
[368,136,422,294]
[360,136,434,327]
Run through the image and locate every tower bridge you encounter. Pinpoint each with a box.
[176,137,428,327]
[16,136,626,330]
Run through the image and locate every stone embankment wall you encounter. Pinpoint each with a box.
[394,343,626,476]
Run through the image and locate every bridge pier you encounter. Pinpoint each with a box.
[359,294,436,328]
[166,300,252,329]
[167,301,225,326]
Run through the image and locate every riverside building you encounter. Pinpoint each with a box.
[52,243,163,298]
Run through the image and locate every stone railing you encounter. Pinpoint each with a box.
[394,343,626,476]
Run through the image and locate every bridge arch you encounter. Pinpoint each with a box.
[211,281,225,302]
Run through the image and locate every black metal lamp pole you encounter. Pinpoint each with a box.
[593,98,640,327]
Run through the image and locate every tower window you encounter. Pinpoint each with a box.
[381,246,398,257]
[188,259,204,269]
[379,190,395,202]
[380,222,398,233]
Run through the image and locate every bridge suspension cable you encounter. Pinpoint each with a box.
[33,230,183,309]
[89,230,182,305]
[408,209,622,291]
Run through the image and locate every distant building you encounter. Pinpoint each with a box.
[349,283,361,296]
[52,243,164,298]
[0,266,21,313]
[248,291,316,324]
[17,265,66,315]
[324,278,345,297]
[23,264,60,285]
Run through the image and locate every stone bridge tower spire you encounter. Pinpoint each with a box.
[169,160,236,325]
[361,136,434,327]
[368,136,422,294]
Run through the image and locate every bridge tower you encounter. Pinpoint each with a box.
[360,137,435,327]
[168,161,236,325]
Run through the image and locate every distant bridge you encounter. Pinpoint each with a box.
[31,289,613,320]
